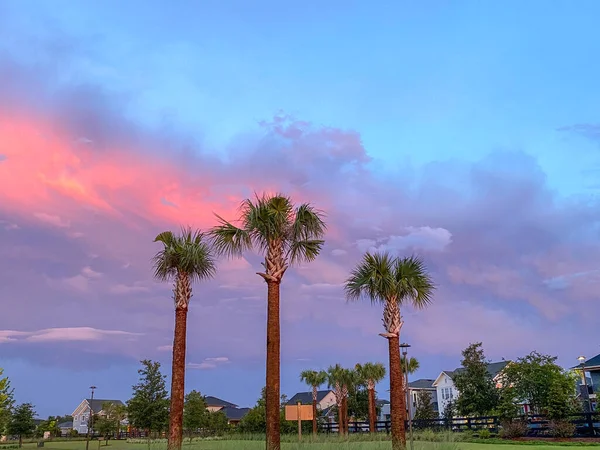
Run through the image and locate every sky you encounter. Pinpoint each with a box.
[1,0,600,418]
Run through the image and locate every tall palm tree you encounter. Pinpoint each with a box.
[152,228,216,450]
[345,253,434,450]
[210,194,326,450]
[299,370,327,436]
[340,368,358,436]
[355,362,386,433]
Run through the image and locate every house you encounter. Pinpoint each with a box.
[204,396,249,425]
[286,390,337,411]
[57,421,73,436]
[377,399,390,422]
[433,361,510,417]
[407,379,439,418]
[71,399,125,434]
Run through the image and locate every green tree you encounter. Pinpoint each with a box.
[413,391,436,420]
[355,362,386,433]
[182,391,208,441]
[127,359,170,444]
[345,253,435,450]
[206,411,229,434]
[152,228,216,450]
[494,386,520,421]
[401,356,420,375]
[99,402,125,439]
[210,194,326,450]
[93,415,114,444]
[453,342,499,416]
[0,368,14,434]
[299,369,327,436]
[7,403,36,448]
[502,352,578,419]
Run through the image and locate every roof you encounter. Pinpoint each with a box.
[408,379,436,389]
[376,399,390,406]
[58,421,73,428]
[286,390,332,405]
[571,354,600,370]
[433,361,509,387]
[220,406,250,421]
[204,396,238,408]
[86,399,124,413]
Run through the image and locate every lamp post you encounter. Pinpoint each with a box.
[400,343,414,450]
[578,357,591,413]
[85,386,97,450]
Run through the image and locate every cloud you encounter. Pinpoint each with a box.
[33,213,70,228]
[187,357,230,370]
[0,327,142,343]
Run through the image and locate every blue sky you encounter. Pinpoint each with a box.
[1,1,600,418]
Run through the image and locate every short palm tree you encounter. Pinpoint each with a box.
[345,253,434,450]
[401,356,419,375]
[152,228,216,450]
[326,364,355,436]
[300,370,327,436]
[355,362,386,433]
[210,194,326,450]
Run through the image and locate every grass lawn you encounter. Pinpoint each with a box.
[13,440,594,450]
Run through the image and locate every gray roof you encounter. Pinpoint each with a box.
[286,390,332,405]
[376,399,390,406]
[448,361,509,379]
[571,354,600,370]
[58,421,73,429]
[86,399,124,413]
[408,379,435,389]
[204,396,237,408]
[221,406,250,421]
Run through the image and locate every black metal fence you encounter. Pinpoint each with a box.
[320,412,600,437]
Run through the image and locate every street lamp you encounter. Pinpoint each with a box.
[85,386,97,450]
[400,343,414,450]
[578,357,591,413]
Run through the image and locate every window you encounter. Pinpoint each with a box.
[442,388,454,400]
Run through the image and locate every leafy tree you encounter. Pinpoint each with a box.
[345,253,435,450]
[0,368,14,434]
[7,403,36,448]
[98,402,126,439]
[205,411,229,433]
[93,415,114,444]
[442,399,456,421]
[413,391,436,420]
[152,228,216,450]
[355,362,386,433]
[299,370,327,436]
[494,386,520,421]
[502,352,578,419]
[453,343,499,416]
[211,194,326,450]
[182,390,208,441]
[127,360,170,442]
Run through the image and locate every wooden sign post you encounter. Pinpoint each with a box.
[284,402,313,442]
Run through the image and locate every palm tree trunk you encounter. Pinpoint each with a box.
[265,281,281,450]
[312,386,318,436]
[168,307,188,450]
[337,402,343,435]
[368,387,376,433]
[342,396,348,436]
[389,335,406,450]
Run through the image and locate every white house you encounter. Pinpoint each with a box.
[71,399,126,435]
[432,361,509,417]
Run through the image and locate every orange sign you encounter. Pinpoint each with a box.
[285,404,313,421]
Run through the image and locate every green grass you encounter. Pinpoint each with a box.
[10,438,594,450]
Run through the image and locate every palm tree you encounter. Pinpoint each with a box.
[355,362,386,433]
[210,194,326,450]
[152,228,216,450]
[401,356,419,375]
[326,364,346,436]
[299,370,327,436]
[345,253,434,450]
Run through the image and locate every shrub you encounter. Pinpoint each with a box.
[499,420,528,439]
[548,419,575,438]
[477,429,491,439]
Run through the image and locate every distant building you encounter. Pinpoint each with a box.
[204,396,250,425]
[71,399,126,435]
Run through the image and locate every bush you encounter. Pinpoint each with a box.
[548,419,575,438]
[499,420,528,439]
[477,429,491,439]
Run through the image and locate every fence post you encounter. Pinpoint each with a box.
[586,413,594,436]
[386,421,390,434]
[467,418,471,430]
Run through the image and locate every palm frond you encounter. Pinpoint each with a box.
[355,362,386,384]
[292,203,327,242]
[344,252,395,304]
[209,214,252,258]
[287,239,325,265]
[393,255,435,308]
